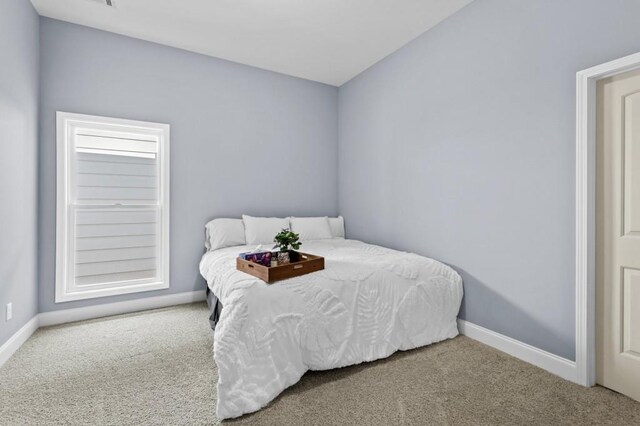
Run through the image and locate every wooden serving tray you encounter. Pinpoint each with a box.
[236,252,324,283]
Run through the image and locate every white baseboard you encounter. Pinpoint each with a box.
[39,290,206,327]
[458,319,578,383]
[0,316,39,368]
[4,299,576,385]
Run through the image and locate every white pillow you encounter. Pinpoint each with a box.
[290,217,332,241]
[328,216,345,238]
[205,218,246,251]
[242,215,290,245]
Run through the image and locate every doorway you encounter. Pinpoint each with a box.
[595,68,640,401]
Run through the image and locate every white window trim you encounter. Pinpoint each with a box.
[56,112,170,303]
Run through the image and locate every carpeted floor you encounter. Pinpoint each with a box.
[1,303,639,425]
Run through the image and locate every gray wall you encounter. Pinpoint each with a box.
[338,0,640,360]
[39,18,338,313]
[0,0,39,346]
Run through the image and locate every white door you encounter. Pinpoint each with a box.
[596,68,640,401]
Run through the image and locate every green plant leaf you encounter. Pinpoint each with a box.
[272,228,302,252]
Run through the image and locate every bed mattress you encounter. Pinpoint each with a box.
[199,238,463,419]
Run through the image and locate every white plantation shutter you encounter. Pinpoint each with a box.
[56,112,170,302]
[75,152,158,204]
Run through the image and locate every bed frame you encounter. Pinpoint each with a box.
[205,287,223,331]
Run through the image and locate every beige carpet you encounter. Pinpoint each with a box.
[1,303,639,425]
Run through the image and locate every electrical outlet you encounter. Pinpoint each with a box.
[6,303,12,321]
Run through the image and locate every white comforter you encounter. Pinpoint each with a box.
[199,239,463,419]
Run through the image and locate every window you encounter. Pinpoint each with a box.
[56,112,170,302]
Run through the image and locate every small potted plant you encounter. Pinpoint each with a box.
[273,228,301,265]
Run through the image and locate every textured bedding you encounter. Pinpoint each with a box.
[199,239,463,419]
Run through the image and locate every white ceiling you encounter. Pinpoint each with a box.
[31,0,472,86]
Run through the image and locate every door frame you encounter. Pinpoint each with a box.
[576,51,640,387]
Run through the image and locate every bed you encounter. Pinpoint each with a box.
[199,218,463,419]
